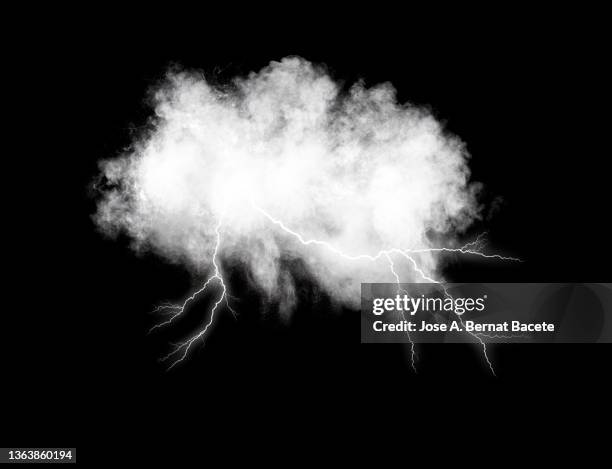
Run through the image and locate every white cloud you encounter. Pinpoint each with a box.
[95,57,480,312]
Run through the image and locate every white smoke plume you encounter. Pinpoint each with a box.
[95,56,481,315]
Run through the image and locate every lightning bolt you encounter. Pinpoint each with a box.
[384,252,417,372]
[155,215,236,369]
[151,201,521,374]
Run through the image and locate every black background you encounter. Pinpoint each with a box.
[6,11,611,456]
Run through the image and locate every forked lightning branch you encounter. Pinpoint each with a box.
[154,201,520,375]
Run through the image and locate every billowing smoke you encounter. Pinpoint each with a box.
[95,57,480,315]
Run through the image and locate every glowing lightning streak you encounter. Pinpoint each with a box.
[250,202,519,375]
[156,215,235,369]
[152,201,520,373]
[390,248,501,375]
[384,252,417,372]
